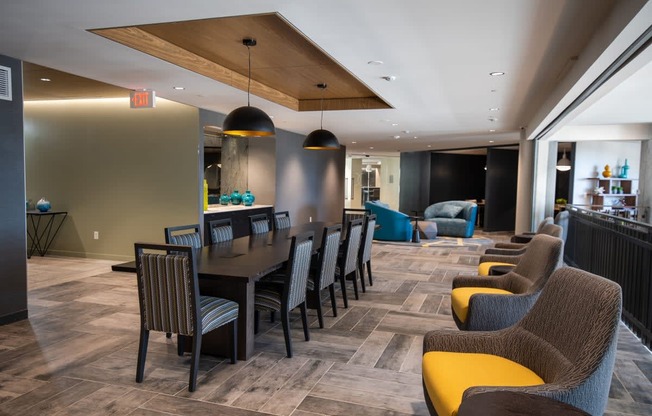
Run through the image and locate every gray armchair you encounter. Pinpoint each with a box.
[451,234,563,331]
[423,267,622,416]
[485,223,562,255]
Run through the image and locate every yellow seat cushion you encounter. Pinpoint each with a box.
[478,261,515,276]
[451,287,513,322]
[423,351,545,416]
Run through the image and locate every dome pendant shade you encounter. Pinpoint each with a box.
[303,129,340,150]
[556,150,571,172]
[223,106,275,137]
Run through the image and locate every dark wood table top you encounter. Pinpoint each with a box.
[113,221,335,282]
[457,391,589,416]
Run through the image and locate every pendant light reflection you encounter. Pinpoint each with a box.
[303,83,340,150]
[223,39,275,137]
[556,149,571,172]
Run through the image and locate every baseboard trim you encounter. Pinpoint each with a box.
[0,310,28,325]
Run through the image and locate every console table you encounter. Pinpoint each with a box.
[26,210,68,258]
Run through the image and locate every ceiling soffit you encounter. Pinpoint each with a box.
[90,13,391,112]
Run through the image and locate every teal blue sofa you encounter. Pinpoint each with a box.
[364,201,412,241]
[423,200,477,238]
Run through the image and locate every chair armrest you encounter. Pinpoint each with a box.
[484,247,526,256]
[465,292,541,331]
[510,234,534,244]
[494,242,527,249]
[479,254,522,265]
[423,329,507,354]
[453,274,510,289]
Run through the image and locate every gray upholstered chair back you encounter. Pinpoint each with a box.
[535,217,554,234]
[360,214,376,263]
[510,234,563,292]
[507,267,622,415]
[209,218,233,244]
[284,232,314,310]
[165,224,202,248]
[250,213,270,234]
[539,223,562,238]
[136,248,196,336]
[555,210,569,242]
[274,211,292,230]
[344,220,363,275]
[342,208,369,230]
[318,226,342,290]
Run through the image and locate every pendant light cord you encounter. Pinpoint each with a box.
[320,91,324,129]
[247,44,251,107]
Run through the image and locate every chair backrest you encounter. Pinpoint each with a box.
[315,224,342,290]
[283,231,314,310]
[164,224,202,248]
[539,223,562,238]
[509,234,563,293]
[249,213,270,235]
[342,208,370,230]
[274,211,292,230]
[535,216,554,234]
[134,243,199,337]
[342,218,363,275]
[209,218,233,244]
[360,214,376,263]
[554,210,569,242]
[510,267,622,415]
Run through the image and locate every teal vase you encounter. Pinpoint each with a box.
[230,190,242,205]
[621,159,629,178]
[242,190,255,206]
[219,193,231,205]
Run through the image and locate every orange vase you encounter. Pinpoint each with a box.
[602,165,612,178]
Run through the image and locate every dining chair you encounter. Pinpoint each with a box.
[209,218,234,244]
[342,208,369,231]
[254,231,314,357]
[307,224,342,328]
[337,218,364,308]
[163,224,202,339]
[358,214,376,288]
[134,243,239,392]
[164,224,202,247]
[273,210,292,230]
[249,213,271,235]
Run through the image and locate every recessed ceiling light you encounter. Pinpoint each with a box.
[352,141,357,144]
[368,60,384,65]
[402,130,410,134]
[489,140,495,143]
[369,146,374,149]
[173,86,185,90]
[392,123,399,126]
[381,75,397,82]
[40,78,51,82]
[427,145,432,148]
[489,129,496,132]
[393,135,401,139]
[489,108,499,111]
[488,117,498,122]
[413,136,418,139]
[489,71,505,76]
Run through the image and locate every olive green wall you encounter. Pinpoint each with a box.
[25,98,200,261]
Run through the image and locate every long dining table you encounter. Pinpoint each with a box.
[116,221,335,360]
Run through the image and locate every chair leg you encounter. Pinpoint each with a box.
[230,320,238,364]
[300,303,310,341]
[359,262,366,293]
[136,328,149,383]
[270,311,276,323]
[189,332,202,392]
[281,307,293,358]
[351,270,360,300]
[254,310,260,334]
[166,332,171,339]
[177,335,186,356]
[366,260,373,286]
[328,284,338,318]
[339,272,349,308]
[315,290,324,329]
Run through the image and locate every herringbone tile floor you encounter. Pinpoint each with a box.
[1,233,650,415]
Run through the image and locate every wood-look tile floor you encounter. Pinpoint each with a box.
[2,233,651,415]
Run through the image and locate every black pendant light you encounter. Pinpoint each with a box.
[223,38,275,137]
[303,83,340,150]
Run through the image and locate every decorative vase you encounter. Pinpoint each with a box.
[620,159,629,178]
[36,197,51,212]
[230,190,242,205]
[219,193,231,205]
[602,165,611,178]
[242,190,255,206]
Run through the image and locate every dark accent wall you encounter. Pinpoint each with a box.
[484,148,519,231]
[399,151,431,214]
[0,55,27,324]
[429,153,486,204]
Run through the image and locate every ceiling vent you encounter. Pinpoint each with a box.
[0,65,11,101]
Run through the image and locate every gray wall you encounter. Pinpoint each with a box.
[25,98,201,261]
[399,151,431,214]
[0,55,27,323]
[275,129,345,224]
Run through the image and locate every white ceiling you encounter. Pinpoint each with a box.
[1,0,651,154]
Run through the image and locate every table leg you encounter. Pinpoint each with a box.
[412,218,421,243]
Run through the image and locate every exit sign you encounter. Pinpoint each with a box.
[130,90,156,108]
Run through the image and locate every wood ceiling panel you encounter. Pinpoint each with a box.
[90,13,391,111]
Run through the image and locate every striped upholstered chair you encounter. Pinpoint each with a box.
[273,211,292,230]
[423,267,622,416]
[134,243,239,392]
[164,224,203,248]
[249,213,271,235]
[209,218,234,244]
[307,224,342,328]
[254,231,314,358]
[336,218,364,308]
[358,214,376,288]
